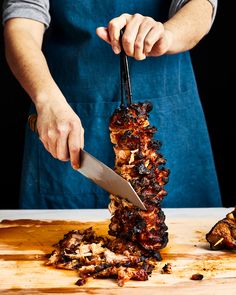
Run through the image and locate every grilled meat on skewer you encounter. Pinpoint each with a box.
[206,207,236,250]
[46,102,169,286]
[109,102,169,251]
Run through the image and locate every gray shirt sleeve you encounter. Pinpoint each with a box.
[2,0,217,29]
[2,0,50,28]
[169,0,218,24]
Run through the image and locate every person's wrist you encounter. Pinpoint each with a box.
[162,28,175,54]
[34,90,67,112]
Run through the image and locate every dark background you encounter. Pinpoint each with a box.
[0,1,235,209]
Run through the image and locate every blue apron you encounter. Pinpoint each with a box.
[20,0,222,208]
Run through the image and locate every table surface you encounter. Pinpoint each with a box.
[0,207,233,221]
[0,207,235,295]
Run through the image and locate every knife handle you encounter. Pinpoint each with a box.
[28,114,38,133]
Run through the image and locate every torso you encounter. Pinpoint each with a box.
[20,0,222,208]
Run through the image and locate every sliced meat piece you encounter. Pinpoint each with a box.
[206,207,236,250]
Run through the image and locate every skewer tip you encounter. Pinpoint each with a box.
[213,237,224,247]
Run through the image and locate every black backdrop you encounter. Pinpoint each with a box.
[0,1,235,208]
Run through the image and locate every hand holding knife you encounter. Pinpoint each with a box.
[28,113,146,210]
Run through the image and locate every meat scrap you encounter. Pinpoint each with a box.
[161,263,172,274]
[206,207,236,250]
[46,102,169,286]
[190,273,204,280]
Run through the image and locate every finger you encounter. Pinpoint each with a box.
[149,30,173,56]
[39,129,57,158]
[96,27,111,44]
[108,13,131,54]
[149,36,166,56]
[143,22,164,55]
[38,130,49,151]
[134,18,154,60]
[122,14,144,57]
[68,129,82,170]
[55,127,70,161]
[39,136,50,152]
[37,123,49,151]
[46,129,58,158]
[80,127,84,150]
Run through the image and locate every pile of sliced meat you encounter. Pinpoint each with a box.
[46,227,156,287]
[46,102,169,286]
[206,207,236,250]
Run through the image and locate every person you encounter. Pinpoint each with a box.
[2,0,222,208]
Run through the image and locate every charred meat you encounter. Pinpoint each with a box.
[109,102,169,251]
[46,227,156,286]
[161,263,172,274]
[190,273,204,280]
[46,102,169,286]
[206,207,236,250]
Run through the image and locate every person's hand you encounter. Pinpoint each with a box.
[96,13,173,60]
[35,99,84,170]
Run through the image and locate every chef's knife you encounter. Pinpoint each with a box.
[78,150,146,210]
[28,114,146,210]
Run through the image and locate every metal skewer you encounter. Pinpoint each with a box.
[120,29,132,107]
[120,45,125,107]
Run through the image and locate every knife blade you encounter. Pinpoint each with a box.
[78,150,146,210]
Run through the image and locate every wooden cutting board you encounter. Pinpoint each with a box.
[0,215,235,295]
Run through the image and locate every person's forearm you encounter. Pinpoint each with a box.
[165,0,213,53]
[4,19,84,168]
[4,19,66,110]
